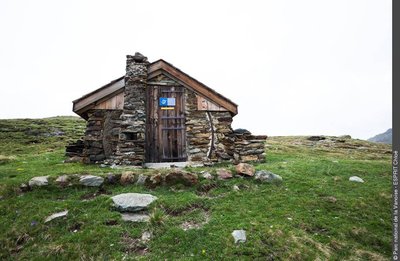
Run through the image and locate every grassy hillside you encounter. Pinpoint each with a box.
[0,117,392,260]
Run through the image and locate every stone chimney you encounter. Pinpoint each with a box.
[117,52,149,165]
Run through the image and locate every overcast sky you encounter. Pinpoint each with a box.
[0,0,391,139]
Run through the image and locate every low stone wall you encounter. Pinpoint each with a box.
[232,132,267,162]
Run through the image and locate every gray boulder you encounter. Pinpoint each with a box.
[29,176,49,187]
[112,193,157,212]
[79,175,104,187]
[254,170,283,183]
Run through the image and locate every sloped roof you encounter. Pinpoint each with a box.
[73,59,238,119]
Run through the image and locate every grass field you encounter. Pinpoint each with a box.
[0,117,392,260]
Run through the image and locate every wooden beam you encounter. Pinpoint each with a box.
[73,78,125,112]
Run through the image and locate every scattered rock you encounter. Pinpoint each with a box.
[145,173,163,188]
[44,210,68,223]
[105,173,120,184]
[235,163,255,176]
[232,230,246,244]
[141,231,152,242]
[105,219,118,226]
[254,170,283,183]
[121,213,150,222]
[349,176,364,183]
[29,176,49,187]
[121,171,135,185]
[217,169,233,180]
[136,174,147,185]
[55,175,69,186]
[201,171,213,180]
[79,175,104,187]
[19,183,30,192]
[165,171,198,186]
[307,136,326,141]
[111,193,158,212]
[233,185,240,191]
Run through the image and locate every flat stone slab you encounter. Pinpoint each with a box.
[121,213,150,222]
[79,175,104,187]
[111,193,158,212]
[29,176,49,187]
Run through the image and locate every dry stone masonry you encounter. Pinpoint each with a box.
[67,52,267,166]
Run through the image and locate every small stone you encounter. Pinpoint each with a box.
[254,170,283,184]
[232,230,246,244]
[121,213,150,222]
[233,185,240,191]
[141,231,152,242]
[201,171,213,180]
[44,210,68,223]
[136,174,147,185]
[349,176,364,183]
[111,193,158,212]
[106,173,119,184]
[79,175,104,187]
[29,176,49,187]
[120,171,135,185]
[145,173,164,188]
[217,169,233,180]
[235,163,255,176]
[55,175,69,186]
[19,183,30,192]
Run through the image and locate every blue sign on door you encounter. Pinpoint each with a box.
[159,97,176,107]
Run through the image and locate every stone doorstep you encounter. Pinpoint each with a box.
[144,162,203,169]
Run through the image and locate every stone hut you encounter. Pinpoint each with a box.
[69,53,266,166]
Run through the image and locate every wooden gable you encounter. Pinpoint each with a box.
[72,59,238,119]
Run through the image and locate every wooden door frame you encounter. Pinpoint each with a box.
[145,85,187,163]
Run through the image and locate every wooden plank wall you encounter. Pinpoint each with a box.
[93,92,124,110]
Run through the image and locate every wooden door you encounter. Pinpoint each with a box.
[146,85,187,162]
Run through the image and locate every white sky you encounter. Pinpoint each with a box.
[0,0,391,139]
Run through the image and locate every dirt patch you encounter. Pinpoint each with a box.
[80,188,111,201]
[163,203,210,217]
[298,223,329,235]
[196,182,219,193]
[121,232,148,255]
[69,222,83,233]
[180,211,210,231]
[104,219,118,226]
[292,234,332,259]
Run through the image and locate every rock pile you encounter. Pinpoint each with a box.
[111,193,158,223]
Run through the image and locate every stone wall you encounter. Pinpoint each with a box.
[184,88,266,163]
[82,110,121,163]
[115,53,148,165]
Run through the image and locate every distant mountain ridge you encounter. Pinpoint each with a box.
[368,128,392,144]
